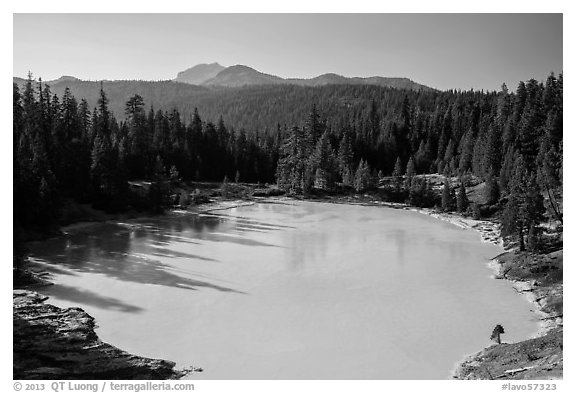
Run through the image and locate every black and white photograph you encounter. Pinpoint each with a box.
[10,6,565,389]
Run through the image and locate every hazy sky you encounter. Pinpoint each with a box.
[13,13,562,91]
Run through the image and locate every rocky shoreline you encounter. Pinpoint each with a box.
[13,290,187,380]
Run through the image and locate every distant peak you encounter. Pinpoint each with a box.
[54,75,80,82]
[174,63,227,85]
[227,65,255,71]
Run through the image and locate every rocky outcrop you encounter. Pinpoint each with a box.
[13,290,186,380]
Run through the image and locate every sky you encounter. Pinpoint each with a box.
[13,13,562,91]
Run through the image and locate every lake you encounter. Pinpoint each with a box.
[28,200,539,379]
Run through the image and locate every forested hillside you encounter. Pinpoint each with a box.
[14,72,562,253]
[12,78,432,132]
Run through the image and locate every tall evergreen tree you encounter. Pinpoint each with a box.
[337,129,354,183]
[484,174,500,206]
[441,177,456,212]
[309,130,337,189]
[276,125,307,193]
[405,156,416,188]
[500,156,544,250]
[456,181,469,213]
[148,155,169,213]
[392,157,403,191]
[354,159,372,193]
[306,104,325,145]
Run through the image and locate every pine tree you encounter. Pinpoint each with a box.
[524,173,546,235]
[125,94,150,177]
[502,192,523,249]
[484,174,500,206]
[456,182,469,213]
[501,156,536,250]
[405,156,415,187]
[337,130,354,183]
[368,99,380,145]
[309,131,337,189]
[276,125,308,193]
[408,177,434,208]
[354,159,371,193]
[490,324,505,344]
[536,136,562,222]
[342,167,354,187]
[78,98,92,144]
[483,122,502,178]
[526,223,540,252]
[499,147,517,193]
[441,177,455,212]
[96,82,111,137]
[13,83,24,186]
[392,157,403,191]
[306,104,324,144]
[149,155,169,213]
[125,94,145,118]
[90,132,113,195]
[458,128,475,174]
[89,85,118,200]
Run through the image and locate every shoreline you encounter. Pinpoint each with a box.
[13,290,189,380]
[19,193,561,380]
[289,195,561,380]
[384,204,562,380]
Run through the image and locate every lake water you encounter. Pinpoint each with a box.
[29,200,539,379]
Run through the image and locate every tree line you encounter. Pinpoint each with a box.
[14,72,562,253]
[13,74,278,232]
[270,74,562,251]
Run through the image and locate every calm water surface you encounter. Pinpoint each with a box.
[29,201,539,379]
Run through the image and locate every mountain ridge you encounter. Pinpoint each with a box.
[182,63,432,91]
[13,63,433,91]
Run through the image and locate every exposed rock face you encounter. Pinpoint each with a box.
[13,290,185,380]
